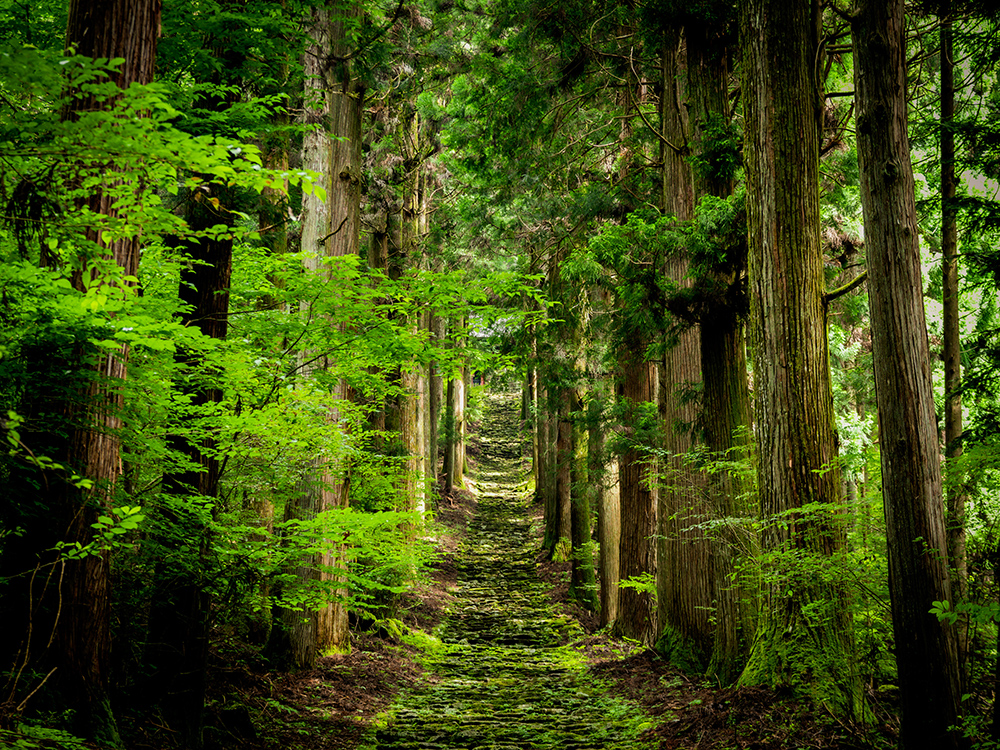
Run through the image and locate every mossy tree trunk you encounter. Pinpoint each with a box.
[737,0,858,715]
[555,382,573,561]
[570,388,598,611]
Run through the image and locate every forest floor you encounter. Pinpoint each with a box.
[203,391,889,750]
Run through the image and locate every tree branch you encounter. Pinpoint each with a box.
[824,269,868,304]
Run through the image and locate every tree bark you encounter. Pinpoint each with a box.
[54,1,161,743]
[555,385,574,561]
[738,0,858,715]
[853,1,964,745]
[655,26,714,669]
[592,397,620,627]
[616,328,657,646]
[570,389,598,610]
[940,8,968,677]
[687,16,752,685]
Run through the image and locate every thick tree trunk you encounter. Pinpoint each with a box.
[272,1,365,665]
[150,190,233,749]
[655,28,713,669]
[317,0,364,654]
[54,1,161,743]
[853,2,964,746]
[687,17,752,685]
[738,0,858,715]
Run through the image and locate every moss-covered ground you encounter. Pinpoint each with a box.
[366,392,656,750]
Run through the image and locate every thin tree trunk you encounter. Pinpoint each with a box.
[940,8,968,677]
[430,311,445,483]
[616,329,657,646]
[456,363,467,482]
[570,389,598,611]
[444,376,456,495]
[554,386,573,561]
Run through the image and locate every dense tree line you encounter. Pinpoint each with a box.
[2,0,1000,748]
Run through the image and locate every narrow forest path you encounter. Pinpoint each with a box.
[368,392,655,750]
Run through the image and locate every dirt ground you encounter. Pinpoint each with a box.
[196,482,477,750]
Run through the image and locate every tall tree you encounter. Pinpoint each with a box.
[316,0,366,654]
[852,0,964,745]
[655,24,713,669]
[686,9,752,685]
[737,0,858,714]
[270,0,364,667]
[53,0,161,743]
[616,326,658,645]
[940,3,968,673]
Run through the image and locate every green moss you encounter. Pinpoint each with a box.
[655,625,709,674]
[551,535,572,562]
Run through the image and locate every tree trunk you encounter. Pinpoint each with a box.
[398,102,424,516]
[456,363,467,482]
[616,328,657,646]
[687,15,752,685]
[539,383,558,551]
[55,1,161,743]
[271,0,365,665]
[570,389,598,611]
[655,27,713,669]
[940,8,968,678]
[444,320,466,494]
[738,0,858,715]
[150,190,233,749]
[429,311,445,484]
[554,385,573,561]
[853,1,964,745]
[591,397,619,626]
[444,376,456,496]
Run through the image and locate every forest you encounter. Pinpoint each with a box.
[2,0,1000,748]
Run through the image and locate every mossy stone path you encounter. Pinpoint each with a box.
[370,392,654,750]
